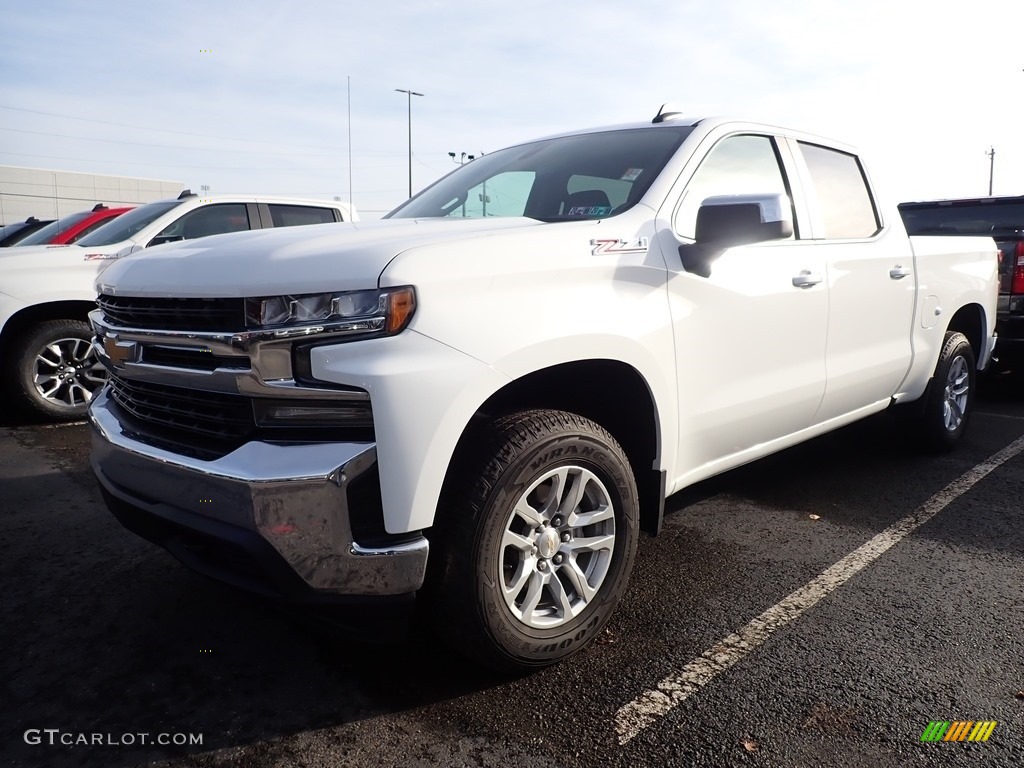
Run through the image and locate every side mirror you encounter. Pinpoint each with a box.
[680,193,794,277]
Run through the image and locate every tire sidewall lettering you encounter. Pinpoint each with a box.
[478,432,635,660]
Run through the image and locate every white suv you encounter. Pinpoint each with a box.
[0,190,355,420]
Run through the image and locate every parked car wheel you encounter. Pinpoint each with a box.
[918,331,976,452]
[431,409,639,672]
[13,320,107,420]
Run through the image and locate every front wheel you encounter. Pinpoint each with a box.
[430,409,639,672]
[917,331,976,452]
[11,320,107,421]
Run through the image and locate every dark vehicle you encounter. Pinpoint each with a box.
[0,216,56,246]
[900,196,1024,373]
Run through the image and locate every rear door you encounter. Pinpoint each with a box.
[790,140,916,422]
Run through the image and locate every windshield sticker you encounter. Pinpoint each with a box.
[591,237,649,255]
[621,168,643,181]
[568,206,612,217]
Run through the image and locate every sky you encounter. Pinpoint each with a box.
[2,0,1022,218]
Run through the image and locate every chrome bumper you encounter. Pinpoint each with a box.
[89,390,428,597]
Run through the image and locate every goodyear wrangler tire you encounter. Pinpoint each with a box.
[432,409,639,672]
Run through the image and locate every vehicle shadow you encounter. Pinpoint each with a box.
[3,545,509,768]
[0,451,512,768]
[662,380,1024,547]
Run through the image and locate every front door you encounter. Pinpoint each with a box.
[664,133,828,475]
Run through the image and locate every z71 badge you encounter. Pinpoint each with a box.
[590,237,649,255]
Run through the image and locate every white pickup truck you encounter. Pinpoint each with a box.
[0,192,354,420]
[88,109,998,671]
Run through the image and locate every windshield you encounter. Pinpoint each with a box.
[0,220,45,245]
[15,210,93,246]
[900,200,1024,234]
[387,126,692,222]
[77,200,182,246]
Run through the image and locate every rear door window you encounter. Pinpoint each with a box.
[798,142,880,239]
[266,205,339,227]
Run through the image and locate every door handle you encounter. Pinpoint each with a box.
[792,270,823,288]
[889,265,912,279]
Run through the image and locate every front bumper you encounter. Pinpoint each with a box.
[90,389,429,602]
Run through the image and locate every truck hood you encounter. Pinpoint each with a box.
[0,243,124,304]
[0,240,134,267]
[95,218,544,297]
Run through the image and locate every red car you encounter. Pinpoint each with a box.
[11,204,133,247]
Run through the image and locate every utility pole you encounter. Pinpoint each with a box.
[347,76,353,210]
[395,88,423,198]
[986,146,995,196]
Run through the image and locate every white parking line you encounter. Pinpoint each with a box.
[614,434,1024,745]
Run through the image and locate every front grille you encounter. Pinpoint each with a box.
[98,294,245,332]
[108,376,255,445]
[141,345,250,372]
[106,376,376,460]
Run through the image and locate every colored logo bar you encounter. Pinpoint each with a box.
[921,721,997,742]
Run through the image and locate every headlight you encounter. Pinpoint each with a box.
[244,286,416,337]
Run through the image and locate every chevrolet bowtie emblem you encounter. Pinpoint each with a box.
[103,336,136,368]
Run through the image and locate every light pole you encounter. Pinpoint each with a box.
[447,152,475,217]
[395,88,423,198]
[986,146,995,196]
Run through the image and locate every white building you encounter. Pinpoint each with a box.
[0,165,183,225]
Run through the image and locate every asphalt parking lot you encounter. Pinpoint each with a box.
[3,377,1023,768]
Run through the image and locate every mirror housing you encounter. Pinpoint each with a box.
[680,193,794,277]
[695,193,793,246]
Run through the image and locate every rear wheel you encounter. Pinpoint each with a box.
[12,320,107,421]
[917,331,975,451]
[430,409,639,672]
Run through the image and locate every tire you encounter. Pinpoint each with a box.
[11,320,107,421]
[430,409,639,672]
[917,331,976,452]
